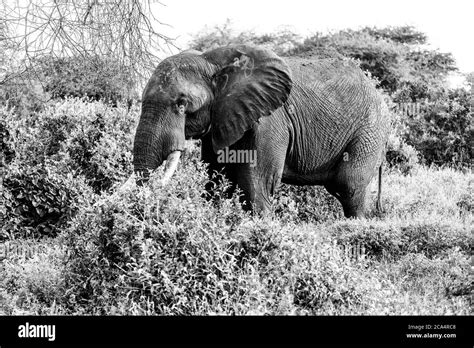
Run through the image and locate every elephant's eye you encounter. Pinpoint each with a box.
[177,97,188,107]
[176,97,188,115]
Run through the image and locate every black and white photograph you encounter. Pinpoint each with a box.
[0,0,472,345]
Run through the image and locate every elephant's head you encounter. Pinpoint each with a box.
[133,45,292,183]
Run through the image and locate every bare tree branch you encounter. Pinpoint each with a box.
[1,0,176,87]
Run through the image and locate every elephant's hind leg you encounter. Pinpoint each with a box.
[325,136,383,218]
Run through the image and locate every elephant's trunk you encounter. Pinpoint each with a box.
[133,119,163,184]
[133,104,185,185]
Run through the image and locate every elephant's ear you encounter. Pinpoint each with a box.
[203,45,292,152]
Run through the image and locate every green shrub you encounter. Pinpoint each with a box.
[273,185,343,224]
[270,228,381,314]
[1,98,135,237]
[1,105,46,165]
[394,251,470,296]
[399,221,471,258]
[2,158,471,314]
[2,160,95,238]
[395,88,472,167]
[386,130,420,174]
[62,161,255,314]
[361,248,470,315]
[456,191,473,213]
[35,55,137,105]
[61,159,386,315]
[0,239,67,314]
[381,167,473,219]
[328,218,471,260]
[2,98,137,190]
[1,118,15,165]
[189,19,302,55]
[0,76,50,116]
[368,249,471,315]
[34,98,138,191]
[329,220,403,259]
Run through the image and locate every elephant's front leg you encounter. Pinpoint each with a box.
[201,133,255,208]
[201,126,288,214]
[223,159,280,214]
[233,127,288,214]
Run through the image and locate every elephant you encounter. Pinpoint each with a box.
[133,45,391,218]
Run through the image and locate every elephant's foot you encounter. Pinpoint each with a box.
[341,190,367,218]
[325,183,367,218]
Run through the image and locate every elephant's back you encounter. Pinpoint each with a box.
[286,54,376,96]
[285,48,370,85]
[285,52,387,124]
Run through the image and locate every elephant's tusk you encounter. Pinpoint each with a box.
[160,150,181,186]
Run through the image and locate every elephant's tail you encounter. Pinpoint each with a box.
[375,164,383,213]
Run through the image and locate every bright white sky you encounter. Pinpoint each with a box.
[156,0,473,74]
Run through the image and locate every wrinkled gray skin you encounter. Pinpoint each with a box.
[133,45,390,218]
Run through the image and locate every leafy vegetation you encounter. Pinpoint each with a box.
[1,98,472,315]
[400,88,472,166]
[35,55,137,105]
[1,99,137,239]
[189,19,301,56]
